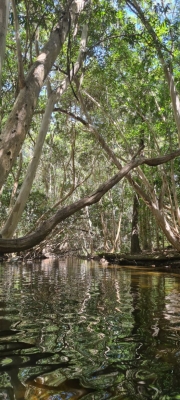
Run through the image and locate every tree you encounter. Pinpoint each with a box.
[1,24,88,238]
[131,194,141,254]
[0,0,87,188]
[0,0,9,94]
[0,150,179,252]
[1,0,180,253]
[74,0,180,252]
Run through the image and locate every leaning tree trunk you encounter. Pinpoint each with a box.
[131,194,141,254]
[1,25,88,239]
[76,92,180,252]
[0,0,86,190]
[0,149,179,252]
[149,201,180,252]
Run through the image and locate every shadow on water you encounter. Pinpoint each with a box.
[1,258,180,399]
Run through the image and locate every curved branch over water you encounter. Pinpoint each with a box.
[0,148,180,253]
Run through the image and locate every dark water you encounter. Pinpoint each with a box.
[1,259,180,399]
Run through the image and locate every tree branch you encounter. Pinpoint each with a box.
[0,148,180,252]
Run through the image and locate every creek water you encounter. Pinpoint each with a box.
[0,258,180,399]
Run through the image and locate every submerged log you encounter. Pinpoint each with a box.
[97,251,180,268]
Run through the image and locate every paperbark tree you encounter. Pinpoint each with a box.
[1,24,88,239]
[57,94,180,252]
[0,0,9,94]
[69,0,180,252]
[0,0,86,189]
[0,147,179,252]
[11,0,25,94]
[1,0,180,254]
[126,0,180,145]
[120,0,180,249]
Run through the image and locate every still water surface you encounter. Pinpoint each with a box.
[1,258,180,399]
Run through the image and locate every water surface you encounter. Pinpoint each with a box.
[0,258,180,399]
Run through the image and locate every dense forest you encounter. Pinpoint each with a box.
[1,0,180,256]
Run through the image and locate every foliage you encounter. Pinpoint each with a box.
[1,0,180,252]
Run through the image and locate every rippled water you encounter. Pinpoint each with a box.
[1,258,180,399]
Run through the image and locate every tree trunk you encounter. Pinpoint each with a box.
[131,194,141,254]
[150,202,180,251]
[11,0,25,93]
[126,0,180,144]
[0,0,9,94]
[1,24,88,239]
[0,0,86,190]
[73,91,180,252]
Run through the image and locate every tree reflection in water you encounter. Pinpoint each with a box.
[0,258,180,399]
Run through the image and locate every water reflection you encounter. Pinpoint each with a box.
[1,259,180,399]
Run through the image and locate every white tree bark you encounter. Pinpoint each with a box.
[11,0,25,92]
[1,25,88,238]
[165,69,180,145]
[0,0,87,190]
[0,0,9,94]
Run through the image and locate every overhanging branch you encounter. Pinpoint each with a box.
[0,148,180,253]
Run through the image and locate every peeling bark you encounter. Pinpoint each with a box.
[1,24,88,239]
[0,0,86,189]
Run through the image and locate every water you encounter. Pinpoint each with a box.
[1,258,180,399]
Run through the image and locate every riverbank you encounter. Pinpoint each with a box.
[2,248,180,272]
[97,250,180,270]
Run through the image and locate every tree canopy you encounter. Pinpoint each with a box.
[1,0,180,254]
